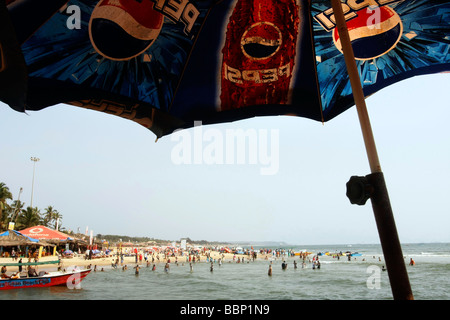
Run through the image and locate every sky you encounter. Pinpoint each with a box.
[1,73,449,246]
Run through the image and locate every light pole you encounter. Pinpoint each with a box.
[30,157,40,208]
[13,187,23,219]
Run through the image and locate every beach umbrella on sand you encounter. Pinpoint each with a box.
[1,0,450,299]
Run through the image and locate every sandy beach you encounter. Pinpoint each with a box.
[0,249,276,274]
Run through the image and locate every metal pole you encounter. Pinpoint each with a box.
[30,156,39,207]
[330,0,413,300]
[12,186,22,223]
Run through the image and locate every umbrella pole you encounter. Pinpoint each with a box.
[330,0,413,300]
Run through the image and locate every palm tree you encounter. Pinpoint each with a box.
[10,200,25,222]
[42,206,62,229]
[42,205,55,226]
[52,211,63,230]
[0,182,13,230]
[16,206,41,229]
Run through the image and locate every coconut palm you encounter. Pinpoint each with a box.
[42,205,55,226]
[42,206,62,229]
[0,182,13,230]
[16,206,41,229]
[9,199,25,221]
[52,211,63,230]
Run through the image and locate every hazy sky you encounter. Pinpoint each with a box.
[1,73,449,246]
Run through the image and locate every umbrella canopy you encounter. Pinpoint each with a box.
[0,0,448,138]
[19,225,71,241]
[0,229,40,246]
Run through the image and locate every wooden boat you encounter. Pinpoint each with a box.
[0,259,91,290]
[0,269,91,290]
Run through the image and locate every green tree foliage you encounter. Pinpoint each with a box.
[42,206,63,229]
[16,207,41,229]
[0,182,13,230]
[0,182,62,231]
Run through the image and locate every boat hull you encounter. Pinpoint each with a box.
[0,269,91,290]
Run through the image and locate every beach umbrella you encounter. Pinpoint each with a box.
[1,0,450,299]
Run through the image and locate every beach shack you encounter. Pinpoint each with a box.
[0,229,54,258]
[19,226,87,257]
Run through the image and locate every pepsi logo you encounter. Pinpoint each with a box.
[333,6,403,60]
[240,22,282,60]
[89,0,164,61]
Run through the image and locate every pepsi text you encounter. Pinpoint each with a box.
[314,0,399,31]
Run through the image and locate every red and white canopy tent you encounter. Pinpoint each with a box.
[19,225,72,242]
[19,226,88,257]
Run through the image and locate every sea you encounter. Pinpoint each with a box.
[1,243,449,302]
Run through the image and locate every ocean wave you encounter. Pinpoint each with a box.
[419,252,450,257]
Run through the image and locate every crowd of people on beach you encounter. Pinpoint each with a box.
[0,244,419,282]
[73,246,336,278]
